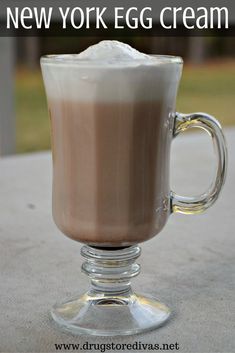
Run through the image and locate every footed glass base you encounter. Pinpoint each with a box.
[51,291,170,336]
[51,245,171,336]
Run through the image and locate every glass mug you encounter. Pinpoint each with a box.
[41,54,227,336]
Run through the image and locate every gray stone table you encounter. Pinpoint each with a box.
[0,128,235,353]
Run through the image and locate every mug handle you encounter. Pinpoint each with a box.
[171,112,227,214]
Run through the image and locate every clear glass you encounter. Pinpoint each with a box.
[171,112,227,214]
[41,54,227,336]
[51,245,170,336]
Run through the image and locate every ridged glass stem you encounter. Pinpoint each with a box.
[81,245,141,295]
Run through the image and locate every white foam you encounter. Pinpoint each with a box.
[41,40,182,102]
[76,40,151,62]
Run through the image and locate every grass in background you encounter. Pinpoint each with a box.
[177,61,235,124]
[16,70,49,153]
[16,61,235,153]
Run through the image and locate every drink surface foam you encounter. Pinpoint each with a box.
[41,40,182,102]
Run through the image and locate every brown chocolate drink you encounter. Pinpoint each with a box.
[41,41,182,247]
[48,99,172,246]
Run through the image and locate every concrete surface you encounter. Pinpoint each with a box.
[0,128,234,353]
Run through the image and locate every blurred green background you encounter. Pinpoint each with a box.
[15,37,235,153]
